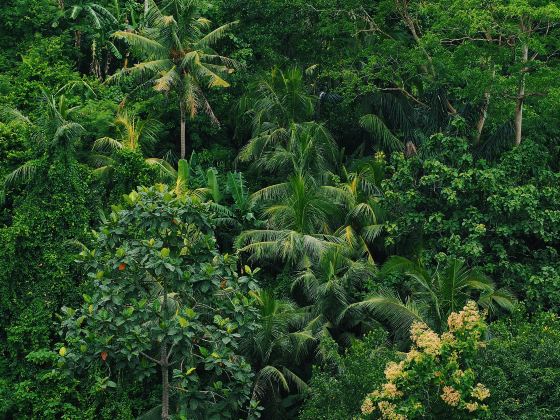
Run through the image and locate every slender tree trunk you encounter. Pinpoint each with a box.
[180,101,187,159]
[104,53,111,80]
[514,43,529,146]
[474,93,490,144]
[475,68,495,144]
[398,1,457,115]
[161,343,169,420]
[161,284,170,420]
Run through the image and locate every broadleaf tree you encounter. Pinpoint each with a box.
[58,184,261,419]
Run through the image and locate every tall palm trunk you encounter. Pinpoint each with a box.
[514,43,528,146]
[180,101,187,159]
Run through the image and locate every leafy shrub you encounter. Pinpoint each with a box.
[361,302,490,419]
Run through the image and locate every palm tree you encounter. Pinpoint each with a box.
[242,290,315,418]
[110,0,237,158]
[294,247,377,345]
[359,113,403,152]
[335,155,388,261]
[246,122,337,178]
[91,110,173,180]
[237,67,337,177]
[1,92,85,192]
[239,67,315,132]
[348,256,516,337]
[236,174,346,267]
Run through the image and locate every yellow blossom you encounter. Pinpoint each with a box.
[415,329,442,355]
[452,369,465,383]
[471,383,490,401]
[441,386,461,406]
[377,401,407,420]
[447,312,463,332]
[465,402,479,412]
[406,349,421,362]
[447,301,482,332]
[382,382,403,398]
[361,397,375,415]
[384,361,404,381]
[410,321,429,341]
[441,332,456,344]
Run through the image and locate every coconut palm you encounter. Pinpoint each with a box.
[335,155,388,261]
[1,92,85,192]
[242,290,315,417]
[237,68,338,177]
[359,113,403,152]
[110,0,237,158]
[239,67,315,134]
[91,110,174,180]
[236,174,347,267]
[348,256,516,337]
[249,122,338,178]
[294,247,377,345]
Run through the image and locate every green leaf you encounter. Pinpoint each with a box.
[178,316,189,328]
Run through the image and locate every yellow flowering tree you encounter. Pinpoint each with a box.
[360,301,491,419]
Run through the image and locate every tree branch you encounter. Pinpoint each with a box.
[140,351,162,365]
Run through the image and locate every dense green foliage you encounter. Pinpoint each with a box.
[1,0,559,418]
[479,309,560,419]
[299,329,396,419]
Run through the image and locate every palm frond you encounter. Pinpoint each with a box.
[145,158,176,181]
[113,31,167,58]
[197,21,238,48]
[348,288,426,336]
[254,365,289,397]
[93,136,123,152]
[380,256,418,277]
[360,114,403,152]
[0,106,32,125]
[4,161,38,187]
